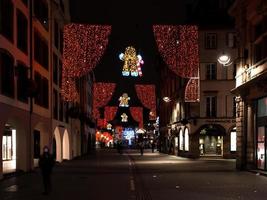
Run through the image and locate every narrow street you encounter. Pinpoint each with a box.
[1,149,267,200]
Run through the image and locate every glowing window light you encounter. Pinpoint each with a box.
[119,46,144,77]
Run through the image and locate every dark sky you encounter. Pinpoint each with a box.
[68,0,196,125]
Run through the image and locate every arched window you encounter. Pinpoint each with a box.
[179,129,183,150]
[184,128,189,151]
[0,0,14,42]
[0,50,14,98]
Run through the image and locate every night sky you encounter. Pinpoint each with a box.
[69,0,196,125]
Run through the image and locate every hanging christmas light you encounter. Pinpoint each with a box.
[135,84,156,120]
[153,25,199,78]
[185,77,200,102]
[130,107,143,128]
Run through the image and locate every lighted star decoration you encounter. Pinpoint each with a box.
[121,113,128,122]
[119,46,143,77]
[119,93,130,107]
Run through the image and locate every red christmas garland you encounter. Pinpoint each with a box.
[104,106,118,122]
[185,77,199,102]
[130,107,143,128]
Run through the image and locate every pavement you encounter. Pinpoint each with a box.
[0,148,267,200]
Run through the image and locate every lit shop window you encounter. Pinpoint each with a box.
[184,128,189,151]
[230,128,236,151]
[179,129,183,150]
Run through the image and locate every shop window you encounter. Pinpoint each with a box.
[184,128,189,151]
[257,127,265,170]
[179,129,183,150]
[206,63,216,80]
[257,97,267,117]
[0,0,14,42]
[2,126,16,162]
[33,130,40,158]
[17,62,29,103]
[17,9,28,54]
[0,50,15,98]
[230,127,236,151]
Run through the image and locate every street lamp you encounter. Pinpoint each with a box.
[217,53,232,66]
[163,96,171,102]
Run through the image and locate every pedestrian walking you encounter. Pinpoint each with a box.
[38,146,55,195]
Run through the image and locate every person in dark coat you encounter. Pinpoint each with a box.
[39,146,55,195]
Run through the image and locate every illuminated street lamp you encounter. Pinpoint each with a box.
[163,96,171,102]
[217,53,232,66]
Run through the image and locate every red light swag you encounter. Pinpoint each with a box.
[62,24,111,101]
[93,83,116,119]
[130,107,143,128]
[153,25,199,78]
[135,84,156,120]
[63,24,111,77]
[104,106,118,122]
[185,77,200,102]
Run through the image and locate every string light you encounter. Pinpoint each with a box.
[153,25,199,78]
[135,84,156,120]
[93,82,116,119]
[185,77,200,102]
[62,24,111,101]
[104,106,118,122]
[130,107,143,128]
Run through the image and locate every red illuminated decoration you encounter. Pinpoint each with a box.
[104,106,118,122]
[135,84,156,120]
[130,107,143,128]
[97,118,107,129]
[185,77,200,102]
[93,83,116,119]
[153,25,199,78]
[62,24,111,101]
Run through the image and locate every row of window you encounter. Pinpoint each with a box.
[205,96,236,117]
[205,32,236,49]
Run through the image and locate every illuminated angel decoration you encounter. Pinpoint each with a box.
[119,46,144,77]
[121,113,128,122]
[107,123,112,130]
[119,93,130,107]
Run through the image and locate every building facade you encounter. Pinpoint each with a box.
[159,0,237,159]
[230,0,267,170]
[0,0,85,179]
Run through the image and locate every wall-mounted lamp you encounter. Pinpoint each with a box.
[218,53,232,66]
[163,96,171,102]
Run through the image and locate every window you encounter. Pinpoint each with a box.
[0,0,14,42]
[226,33,236,48]
[34,72,48,108]
[205,33,217,49]
[221,65,227,80]
[179,129,183,150]
[59,60,62,87]
[233,97,236,117]
[0,50,14,98]
[17,9,28,54]
[257,97,267,117]
[54,21,59,49]
[21,0,28,7]
[33,0,48,30]
[230,128,236,151]
[184,128,189,151]
[17,63,29,103]
[206,96,216,117]
[257,127,265,170]
[59,94,64,121]
[34,31,48,69]
[53,89,58,119]
[60,29,63,54]
[53,54,58,84]
[206,63,216,80]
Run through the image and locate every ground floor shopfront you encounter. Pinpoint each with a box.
[0,104,84,180]
[166,119,237,159]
